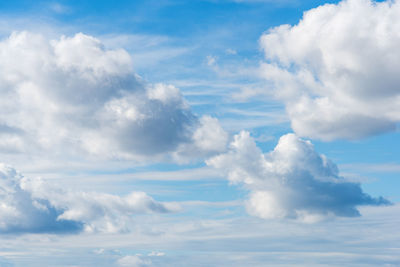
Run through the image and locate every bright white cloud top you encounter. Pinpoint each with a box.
[208,132,389,221]
[0,32,226,162]
[261,0,400,140]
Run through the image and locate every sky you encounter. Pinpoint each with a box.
[0,0,399,266]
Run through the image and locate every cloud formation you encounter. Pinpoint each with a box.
[117,255,151,267]
[207,132,389,222]
[0,31,226,162]
[260,0,400,140]
[0,163,178,233]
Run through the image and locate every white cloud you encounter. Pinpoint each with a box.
[118,255,151,267]
[0,31,227,164]
[207,131,389,221]
[173,115,228,163]
[225,48,237,55]
[0,163,178,234]
[148,251,165,257]
[191,115,228,153]
[260,0,400,140]
[1,203,400,266]
[206,55,217,66]
[48,3,71,14]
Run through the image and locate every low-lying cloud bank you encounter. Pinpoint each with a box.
[207,132,390,222]
[0,32,227,163]
[0,163,178,234]
[260,0,400,140]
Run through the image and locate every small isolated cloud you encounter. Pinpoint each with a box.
[225,48,237,55]
[206,55,217,66]
[0,163,178,234]
[148,251,165,257]
[117,255,151,267]
[0,32,227,163]
[207,132,389,222]
[49,3,71,14]
[260,0,400,140]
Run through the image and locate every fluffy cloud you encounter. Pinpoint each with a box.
[0,31,226,162]
[173,115,228,162]
[207,132,389,222]
[260,0,400,140]
[0,163,178,233]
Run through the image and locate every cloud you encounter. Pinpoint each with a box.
[0,163,82,233]
[117,255,151,267]
[116,251,165,267]
[206,55,217,66]
[48,3,71,14]
[0,163,178,234]
[225,48,237,55]
[260,0,400,140]
[207,132,389,222]
[0,31,227,163]
[173,115,228,162]
[148,251,165,257]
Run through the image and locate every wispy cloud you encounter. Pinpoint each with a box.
[1,203,399,266]
[341,163,400,173]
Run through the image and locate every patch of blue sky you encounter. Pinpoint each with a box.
[311,131,400,201]
[85,162,207,176]
[0,0,341,83]
[360,172,400,202]
[128,179,245,201]
[315,130,400,165]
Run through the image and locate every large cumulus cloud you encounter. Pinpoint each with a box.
[0,31,226,162]
[207,132,389,222]
[260,0,400,140]
[0,163,178,234]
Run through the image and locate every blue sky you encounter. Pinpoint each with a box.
[0,0,399,266]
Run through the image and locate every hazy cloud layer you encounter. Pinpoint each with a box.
[0,31,227,162]
[260,0,400,140]
[0,163,178,234]
[207,132,389,222]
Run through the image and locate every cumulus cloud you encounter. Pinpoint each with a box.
[207,132,389,222]
[173,115,228,162]
[260,0,400,140]
[0,163,82,233]
[0,31,227,162]
[0,163,178,233]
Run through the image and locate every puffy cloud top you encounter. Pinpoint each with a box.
[207,132,389,222]
[0,163,82,233]
[260,0,400,140]
[0,163,178,233]
[0,32,227,162]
